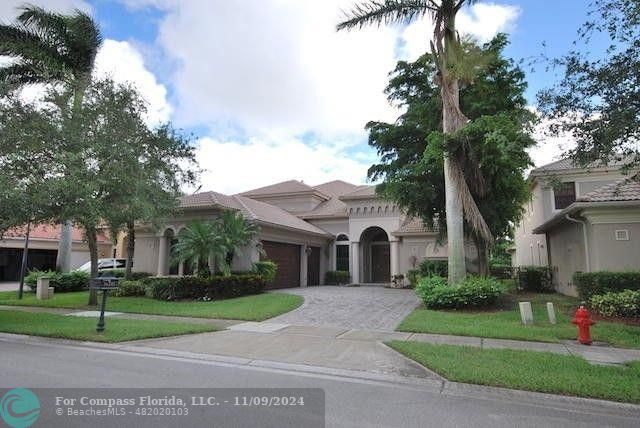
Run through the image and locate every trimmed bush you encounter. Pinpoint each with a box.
[418,259,448,278]
[590,290,640,318]
[406,269,420,287]
[574,271,640,301]
[114,280,147,297]
[253,261,277,284]
[325,270,351,285]
[489,264,514,280]
[99,268,126,278]
[515,266,553,292]
[415,275,506,309]
[127,271,153,280]
[144,274,266,301]
[25,270,90,292]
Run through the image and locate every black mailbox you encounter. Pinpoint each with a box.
[91,276,120,290]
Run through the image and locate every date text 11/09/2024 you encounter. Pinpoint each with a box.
[54,395,307,407]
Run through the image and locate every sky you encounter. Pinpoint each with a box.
[0,0,599,194]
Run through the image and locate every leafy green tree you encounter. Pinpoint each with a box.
[338,0,490,284]
[538,0,640,167]
[218,211,261,273]
[367,35,534,274]
[171,221,227,277]
[0,5,103,272]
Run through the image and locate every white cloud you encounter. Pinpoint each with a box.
[399,2,521,61]
[94,40,172,126]
[528,109,577,168]
[195,133,374,194]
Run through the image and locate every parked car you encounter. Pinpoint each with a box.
[77,258,129,272]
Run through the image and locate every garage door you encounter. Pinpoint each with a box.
[261,241,300,289]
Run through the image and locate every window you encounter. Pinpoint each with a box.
[615,230,630,241]
[336,245,349,272]
[336,234,349,241]
[554,182,576,209]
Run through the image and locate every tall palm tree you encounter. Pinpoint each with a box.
[337,0,492,284]
[171,221,227,277]
[0,5,103,275]
[217,211,261,274]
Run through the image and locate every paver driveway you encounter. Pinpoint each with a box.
[270,285,420,330]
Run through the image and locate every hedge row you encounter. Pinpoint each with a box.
[590,290,640,318]
[574,271,640,301]
[325,270,351,285]
[415,276,506,309]
[515,266,553,293]
[141,274,266,301]
[25,270,90,292]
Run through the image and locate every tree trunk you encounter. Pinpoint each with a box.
[86,225,99,306]
[441,76,468,285]
[473,235,489,277]
[56,220,73,273]
[125,221,135,278]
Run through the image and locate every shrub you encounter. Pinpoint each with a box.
[127,271,153,280]
[415,275,506,309]
[253,261,277,284]
[590,290,640,318]
[325,270,351,285]
[406,269,420,287]
[114,280,147,297]
[144,274,266,301]
[574,271,640,301]
[25,270,90,292]
[418,259,448,278]
[515,266,553,292]
[489,264,514,280]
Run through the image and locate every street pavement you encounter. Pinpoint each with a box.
[1,334,639,428]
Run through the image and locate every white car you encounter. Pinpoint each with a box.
[77,258,129,272]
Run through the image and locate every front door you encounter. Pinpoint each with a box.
[371,244,390,283]
[306,246,320,286]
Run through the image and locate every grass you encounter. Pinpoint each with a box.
[0,291,303,321]
[0,310,218,342]
[398,292,640,349]
[388,341,640,403]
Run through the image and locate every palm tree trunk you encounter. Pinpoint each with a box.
[125,221,135,278]
[86,224,99,305]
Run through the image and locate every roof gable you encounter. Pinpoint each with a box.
[240,180,316,197]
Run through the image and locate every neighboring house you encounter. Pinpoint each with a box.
[513,158,639,295]
[0,224,112,281]
[134,180,477,288]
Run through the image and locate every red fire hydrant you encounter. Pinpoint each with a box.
[572,305,595,345]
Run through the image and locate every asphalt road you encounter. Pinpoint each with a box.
[0,337,638,428]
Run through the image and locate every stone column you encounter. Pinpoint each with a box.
[300,246,308,287]
[350,241,360,284]
[157,235,167,276]
[390,239,400,277]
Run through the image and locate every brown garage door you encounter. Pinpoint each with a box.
[261,241,301,289]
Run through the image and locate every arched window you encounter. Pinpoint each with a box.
[336,234,349,241]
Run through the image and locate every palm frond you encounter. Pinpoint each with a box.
[0,24,66,67]
[17,5,70,50]
[449,158,493,243]
[337,0,438,31]
[0,62,53,85]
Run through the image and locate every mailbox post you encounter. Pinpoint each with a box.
[90,276,120,333]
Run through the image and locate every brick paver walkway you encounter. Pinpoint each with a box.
[270,285,421,330]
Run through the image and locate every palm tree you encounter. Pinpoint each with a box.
[217,211,261,274]
[171,221,227,277]
[337,0,492,284]
[0,5,103,275]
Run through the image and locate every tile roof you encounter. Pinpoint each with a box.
[339,185,377,200]
[393,217,438,235]
[312,180,359,197]
[577,176,640,202]
[298,197,348,219]
[531,156,632,174]
[2,224,110,243]
[239,180,317,197]
[178,191,329,236]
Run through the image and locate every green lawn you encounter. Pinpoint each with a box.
[0,291,303,321]
[0,310,218,342]
[398,292,640,349]
[388,341,640,403]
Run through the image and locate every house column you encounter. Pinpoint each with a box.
[178,262,184,276]
[390,239,400,277]
[350,241,360,284]
[157,235,167,276]
[300,245,309,287]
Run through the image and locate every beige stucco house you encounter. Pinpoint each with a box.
[134,180,476,288]
[513,158,640,295]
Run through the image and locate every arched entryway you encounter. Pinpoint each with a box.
[360,226,390,283]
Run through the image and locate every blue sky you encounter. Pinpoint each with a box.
[1,1,603,193]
